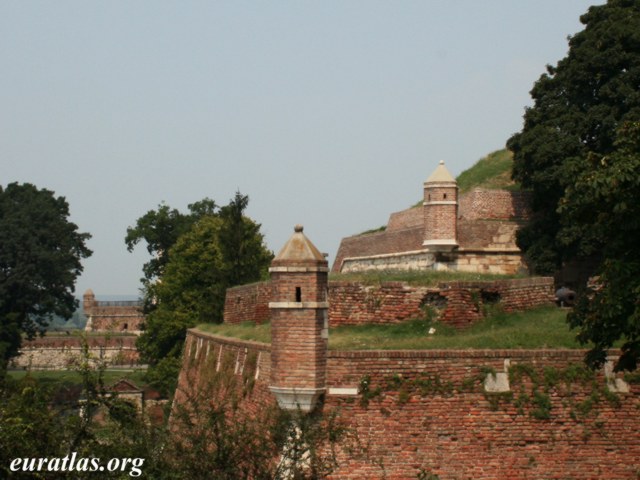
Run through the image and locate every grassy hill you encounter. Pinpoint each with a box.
[456,148,518,193]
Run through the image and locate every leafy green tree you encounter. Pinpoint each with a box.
[124,198,217,285]
[0,183,91,366]
[131,193,272,395]
[567,122,640,370]
[507,0,640,274]
[219,191,274,287]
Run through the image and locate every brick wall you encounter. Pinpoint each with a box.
[175,329,640,480]
[458,189,531,220]
[332,189,529,274]
[223,277,555,328]
[223,281,271,325]
[386,206,423,232]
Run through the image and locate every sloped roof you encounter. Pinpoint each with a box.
[426,160,456,183]
[272,225,327,266]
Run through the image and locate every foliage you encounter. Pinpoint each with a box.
[566,122,640,370]
[0,183,91,366]
[131,192,272,395]
[124,198,217,300]
[507,0,640,275]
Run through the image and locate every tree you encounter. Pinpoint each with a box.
[507,0,640,370]
[131,193,272,395]
[566,122,640,370]
[124,198,217,285]
[0,183,91,365]
[507,0,640,274]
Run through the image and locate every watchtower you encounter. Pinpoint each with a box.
[268,225,329,412]
[423,160,459,251]
[83,289,96,316]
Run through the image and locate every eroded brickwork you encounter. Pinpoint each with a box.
[83,290,144,333]
[175,330,640,480]
[224,277,555,328]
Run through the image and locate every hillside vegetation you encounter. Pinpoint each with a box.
[456,149,519,193]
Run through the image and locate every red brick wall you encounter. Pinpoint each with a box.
[331,227,424,272]
[458,189,531,220]
[175,330,640,480]
[224,277,555,329]
[332,190,530,273]
[223,281,271,325]
[386,206,423,232]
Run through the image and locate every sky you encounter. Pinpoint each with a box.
[0,0,603,297]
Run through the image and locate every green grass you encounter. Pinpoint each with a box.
[329,270,524,287]
[196,322,272,344]
[456,149,518,193]
[328,306,581,350]
[7,369,149,389]
[195,307,587,351]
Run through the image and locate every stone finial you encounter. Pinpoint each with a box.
[294,224,304,233]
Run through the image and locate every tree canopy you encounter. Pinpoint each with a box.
[507,0,640,369]
[129,192,272,394]
[0,183,91,365]
[508,0,640,274]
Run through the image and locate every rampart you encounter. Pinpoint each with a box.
[83,290,144,333]
[175,329,640,479]
[332,189,532,275]
[223,277,555,328]
[10,335,140,370]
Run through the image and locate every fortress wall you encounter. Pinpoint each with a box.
[173,330,274,420]
[175,329,640,479]
[331,227,424,272]
[458,189,531,220]
[386,206,423,232]
[10,335,140,369]
[223,278,555,328]
[85,304,145,332]
[223,281,271,325]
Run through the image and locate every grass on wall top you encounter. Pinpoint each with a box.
[196,306,585,351]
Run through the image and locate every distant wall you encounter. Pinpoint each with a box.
[84,297,144,333]
[223,277,555,328]
[175,329,640,480]
[10,335,140,370]
[332,190,530,274]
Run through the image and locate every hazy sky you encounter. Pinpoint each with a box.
[1,1,602,297]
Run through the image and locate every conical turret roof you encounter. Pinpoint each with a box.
[271,225,327,267]
[425,160,456,183]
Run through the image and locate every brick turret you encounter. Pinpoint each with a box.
[423,160,458,251]
[269,225,329,412]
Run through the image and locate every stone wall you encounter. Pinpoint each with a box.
[175,329,640,480]
[10,335,140,369]
[224,277,555,328]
